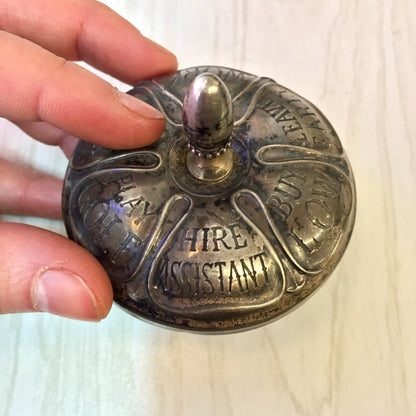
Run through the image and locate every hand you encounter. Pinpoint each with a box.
[0,0,177,321]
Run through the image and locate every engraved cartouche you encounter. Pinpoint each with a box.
[62,66,356,332]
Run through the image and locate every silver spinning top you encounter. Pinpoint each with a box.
[62,66,356,332]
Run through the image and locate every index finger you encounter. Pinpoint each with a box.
[0,31,167,149]
[0,0,177,84]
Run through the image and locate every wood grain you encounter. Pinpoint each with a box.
[1,0,415,415]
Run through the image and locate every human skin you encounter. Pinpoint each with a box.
[0,0,177,321]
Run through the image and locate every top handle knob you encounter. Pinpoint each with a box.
[183,73,234,159]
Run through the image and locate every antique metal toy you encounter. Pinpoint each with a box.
[62,66,356,331]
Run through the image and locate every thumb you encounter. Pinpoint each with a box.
[0,223,113,321]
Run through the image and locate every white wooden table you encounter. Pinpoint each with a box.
[1,1,415,415]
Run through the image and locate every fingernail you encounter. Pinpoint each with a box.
[118,91,164,119]
[32,270,100,321]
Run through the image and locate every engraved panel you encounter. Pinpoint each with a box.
[147,198,284,317]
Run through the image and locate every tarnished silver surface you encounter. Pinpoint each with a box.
[62,66,356,332]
